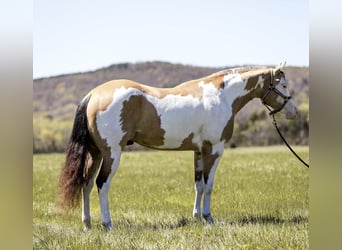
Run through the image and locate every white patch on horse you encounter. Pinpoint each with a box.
[198,81,221,110]
[257,75,264,88]
[208,73,251,139]
[211,141,225,155]
[275,77,288,96]
[144,77,244,149]
[146,93,203,148]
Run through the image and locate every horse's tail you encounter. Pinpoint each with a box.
[59,94,91,209]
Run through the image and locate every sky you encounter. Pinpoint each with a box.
[33,0,308,79]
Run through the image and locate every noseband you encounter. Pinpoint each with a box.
[261,70,292,116]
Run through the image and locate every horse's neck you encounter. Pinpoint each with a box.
[223,73,263,116]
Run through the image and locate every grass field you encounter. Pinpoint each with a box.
[33,146,309,249]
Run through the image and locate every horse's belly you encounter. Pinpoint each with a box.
[138,135,200,150]
[133,125,200,150]
[132,115,203,150]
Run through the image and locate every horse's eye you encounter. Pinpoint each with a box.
[283,85,287,89]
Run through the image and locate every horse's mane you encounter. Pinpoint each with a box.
[177,66,270,88]
[207,66,269,78]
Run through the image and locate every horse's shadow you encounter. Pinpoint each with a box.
[116,216,192,231]
[102,214,307,231]
[234,214,308,225]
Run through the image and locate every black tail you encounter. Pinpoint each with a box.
[59,95,91,209]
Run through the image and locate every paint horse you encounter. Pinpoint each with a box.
[59,63,297,230]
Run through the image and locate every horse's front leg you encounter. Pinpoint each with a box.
[193,151,204,220]
[201,142,224,224]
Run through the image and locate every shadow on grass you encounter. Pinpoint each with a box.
[152,216,190,229]
[112,216,194,231]
[236,214,308,225]
[92,214,308,232]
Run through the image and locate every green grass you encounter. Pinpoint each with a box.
[33,146,309,249]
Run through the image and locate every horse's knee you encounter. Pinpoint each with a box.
[204,183,213,195]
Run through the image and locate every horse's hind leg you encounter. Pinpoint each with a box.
[96,150,122,230]
[82,149,102,230]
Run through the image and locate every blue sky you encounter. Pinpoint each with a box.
[33,0,308,78]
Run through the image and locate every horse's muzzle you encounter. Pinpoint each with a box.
[285,109,298,120]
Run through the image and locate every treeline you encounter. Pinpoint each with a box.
[33,61,309,153]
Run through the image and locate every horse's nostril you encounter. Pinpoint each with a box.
[286,112,297,120]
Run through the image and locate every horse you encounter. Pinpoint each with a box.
[59,63,297,230]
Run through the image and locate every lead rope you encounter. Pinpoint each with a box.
[271,114,309,168]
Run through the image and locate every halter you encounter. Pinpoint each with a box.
[261,69,292,115]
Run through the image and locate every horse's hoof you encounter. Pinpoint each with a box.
[193,212,202,221]
[102,221,113,231]
[83,219,92,231]
[203,213,214,224]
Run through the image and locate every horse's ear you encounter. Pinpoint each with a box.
[280,61,286,69]
[275,61,286,71]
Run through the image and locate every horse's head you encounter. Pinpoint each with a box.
[261,63,298,119]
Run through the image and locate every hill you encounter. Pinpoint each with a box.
[33,61,309,153]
